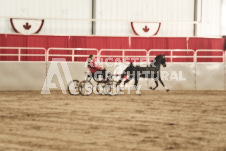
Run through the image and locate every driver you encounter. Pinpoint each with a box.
[87,54,106,81]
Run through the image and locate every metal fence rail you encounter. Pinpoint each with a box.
[98,49,147,62]
[195,49,225,62]
[47,48,98,62]
[148,49,195,63]
[0,47,225,63]
[0,47,46,61]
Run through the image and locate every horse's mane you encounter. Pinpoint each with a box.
[155,55,162,60]
[151,55,162,64]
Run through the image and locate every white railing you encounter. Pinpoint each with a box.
[148,49,195,63]
[47,48,98,62]
[0,47,46,61]
[0,47,225,63]
[99,49,147,62]
[195,49,225,63]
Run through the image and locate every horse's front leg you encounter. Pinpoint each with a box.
[159,76,169,92]
[134,73,141,95]
[151,81,159,90]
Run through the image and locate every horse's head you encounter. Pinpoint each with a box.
[151,55,166,68]
[161,55,166,67]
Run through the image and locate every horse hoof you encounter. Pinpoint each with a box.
[149,87,152,90]
[166,89,170,92]
[136,91,141,95]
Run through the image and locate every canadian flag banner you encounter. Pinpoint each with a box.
[10,18,44,35]
[131,22,161,37]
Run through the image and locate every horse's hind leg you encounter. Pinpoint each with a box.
[116,71,127,85]
[159,76,169,92]
[124,79,130,85]
[151,81,158,90]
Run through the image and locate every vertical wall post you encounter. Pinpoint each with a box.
[92,0,96,35]
[194,0,198,36]
[72,49,74,62]
[18,48,21,61]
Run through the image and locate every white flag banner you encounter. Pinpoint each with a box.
[10,18,44,35]
[131,22,161,37]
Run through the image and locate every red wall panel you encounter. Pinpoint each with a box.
[0,34,225,62]
[188,38,225,50]
[130,37,187,49]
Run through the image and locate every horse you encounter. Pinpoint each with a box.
[116,54,169,95]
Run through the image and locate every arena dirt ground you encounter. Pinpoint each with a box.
[0,90,226,151]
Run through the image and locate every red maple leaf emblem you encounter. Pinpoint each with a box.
[143,25,149,32]
[23,22,31,30]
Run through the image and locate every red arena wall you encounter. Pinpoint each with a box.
[0,34,225,62]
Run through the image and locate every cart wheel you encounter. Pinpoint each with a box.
[105,81,121,96]
[79,80,93,96]
[96,83,106,95]
[68,80,80,95]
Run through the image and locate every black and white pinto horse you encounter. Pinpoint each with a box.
[117,55,169,95]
